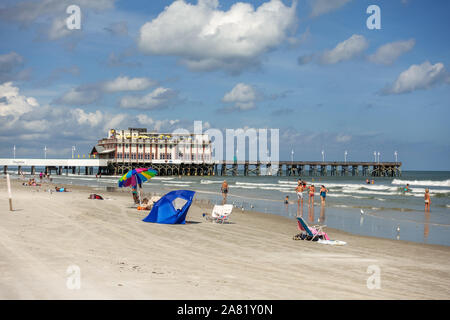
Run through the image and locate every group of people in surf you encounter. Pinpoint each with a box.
[291,179,328,206]
[220,178,432,212]
[401,183,431,211]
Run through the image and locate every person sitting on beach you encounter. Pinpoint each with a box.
[319,185,329,205]
[366,178,370,184]
[284,195,289,205]
[308,185,315,205]
[27,178,40,186]
[137,198,152,211]
[424,189,431,212]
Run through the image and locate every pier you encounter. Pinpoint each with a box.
[211,161,401,177]
[0,159,401,177]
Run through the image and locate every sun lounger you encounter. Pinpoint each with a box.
[295,216,330,241]
[204,204,233,224]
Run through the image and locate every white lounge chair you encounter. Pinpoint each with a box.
[204,204,233,224]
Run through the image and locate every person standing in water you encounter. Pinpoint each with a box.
[295,181,304,205]
[319,185,328,205]
[308,184,315,205]
[424,189,431,212]
[221,180,229,204]
[404,184,411,193]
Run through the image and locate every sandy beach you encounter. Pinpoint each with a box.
[0,177,449,300]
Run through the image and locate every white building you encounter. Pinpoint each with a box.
[91,128,213,167]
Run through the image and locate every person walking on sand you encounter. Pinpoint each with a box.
[319,185,328,205]
[221,180,229,204]
[424,189,431,212]
[131,185,139,205]
[308,184,315,205]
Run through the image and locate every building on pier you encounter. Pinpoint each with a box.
[90,128,214,175]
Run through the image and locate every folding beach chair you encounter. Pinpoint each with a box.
[296,216,330,241]
[204,204,233,224]
[219,204,233,223]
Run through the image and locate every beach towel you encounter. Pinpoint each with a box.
[317,239,347,246]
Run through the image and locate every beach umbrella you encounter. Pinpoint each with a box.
[118,168,157,205]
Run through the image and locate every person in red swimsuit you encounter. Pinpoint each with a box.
[308,185,315,205]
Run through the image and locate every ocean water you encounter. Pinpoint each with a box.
[10,169,450,246]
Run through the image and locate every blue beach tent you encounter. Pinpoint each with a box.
[142,190,195,224]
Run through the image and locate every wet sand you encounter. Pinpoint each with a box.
[0,177,449,299]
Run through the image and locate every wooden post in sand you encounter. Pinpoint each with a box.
[6,173,12,211]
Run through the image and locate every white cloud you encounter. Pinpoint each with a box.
[136,114,153,126]
[119,87,177,109]
[0,52,28,82]
[0,82,39,118]
[309,0,352,17]
[22,119,50,132]
[137,0,297,73]
[320,34,368,64]
[336,134,351,143]
[71,108,104,127]
[56,76,157,105]
[136,114,180,131]
[0,52,23,72]
[102,76,156,92]
[47,17,72,40]
[56,85,102,105]
[384,61,448,94]
[103,113,127,132]
[0,82,180,157]
[368,39,415,65]
[222,83,257,111]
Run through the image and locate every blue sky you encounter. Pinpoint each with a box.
[0,0,449,170]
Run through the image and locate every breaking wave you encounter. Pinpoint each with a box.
[392,179,450,187]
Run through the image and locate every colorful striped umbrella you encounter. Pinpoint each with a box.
[118,168,157,188]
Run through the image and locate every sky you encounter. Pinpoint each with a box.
[0,0,449,170]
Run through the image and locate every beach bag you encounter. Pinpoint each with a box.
[88,194,104,200]
[293,233,324,241]
[293,233,307,240]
